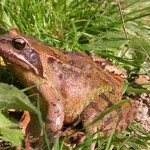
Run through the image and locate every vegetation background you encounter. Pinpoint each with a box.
[0,0,150,149]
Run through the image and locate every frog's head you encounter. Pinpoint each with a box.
[0,28,44,77]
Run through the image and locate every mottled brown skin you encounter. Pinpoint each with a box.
[0,29,136,147]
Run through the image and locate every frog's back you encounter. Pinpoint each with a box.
[47,50,122,124]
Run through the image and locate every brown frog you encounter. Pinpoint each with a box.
[0,29,136,149]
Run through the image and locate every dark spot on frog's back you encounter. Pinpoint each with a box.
[68,60,74,65]
[81,64,92,71]
[50,102,56,107]
[89,102,100,113]
[59,73,64,79]
[56,54,60,59]
[63,50,85,58]
[49,57,55,63]
[60,86,68,98]
[99,93,114,107]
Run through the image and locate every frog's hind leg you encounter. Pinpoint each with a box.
[81,96,106,150]
[82,96,136,150]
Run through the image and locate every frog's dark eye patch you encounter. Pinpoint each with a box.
[13,37,26,50]
[24,47,44,77]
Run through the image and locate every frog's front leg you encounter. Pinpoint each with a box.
[25,84,64,142]
[82,95,136,150]
[39,84,64,135]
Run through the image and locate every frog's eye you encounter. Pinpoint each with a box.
[13,38,26,50]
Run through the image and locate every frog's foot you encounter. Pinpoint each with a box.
[23,110,64,149]
[82,96,137,150]
[62,128,86,148]
[21,111,30,134]
[97,101,137,135]
[24,113,42,137]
